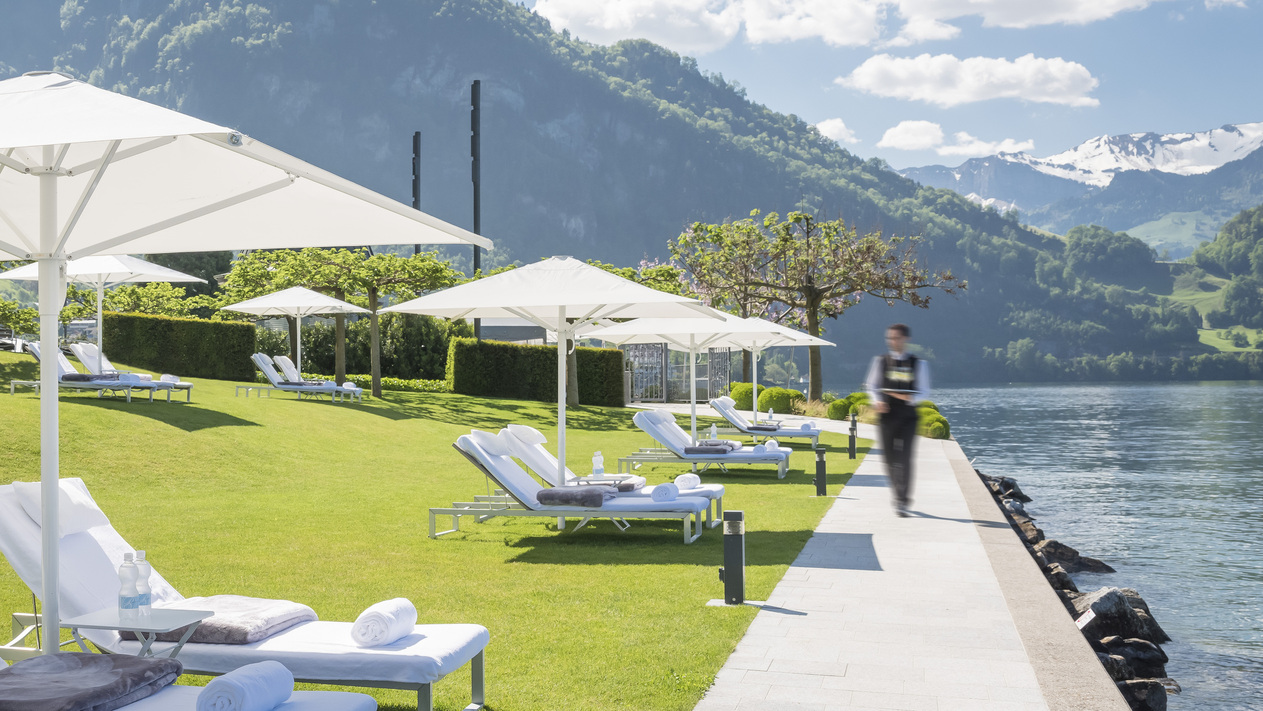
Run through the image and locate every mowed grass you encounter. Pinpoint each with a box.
[0,351,867,710]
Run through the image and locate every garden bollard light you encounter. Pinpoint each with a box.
[849,412,857,459]
[815,448,827,496]
[717,510,745,605]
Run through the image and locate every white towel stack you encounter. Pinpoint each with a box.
[196,660,293,711]
[766,438,780,450]
[752,444,766,453]
[160,374,180,383]
[351,598,418,647]
[674,473,701,490]
[650,482,679,502]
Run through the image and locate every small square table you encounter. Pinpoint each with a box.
[61,608,213,659]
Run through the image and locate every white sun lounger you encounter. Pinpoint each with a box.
[69,343,194,402]
[273,355,364,402]
[0,479,488,711]
[710,396,821,448]
[10,344,174,402]
[498,424,725,528]
[431,431,710,543]
[627,410,792,478]
[240,353,362,403]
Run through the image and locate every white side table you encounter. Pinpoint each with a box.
[61,608,213,659]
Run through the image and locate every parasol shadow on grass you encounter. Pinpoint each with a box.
[62,397,261,432]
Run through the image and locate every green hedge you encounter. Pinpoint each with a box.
[828,391,872,420]
[104,312,254,381]
[446,338,624,406]
[756,386,804,415]
[730,383,761,410]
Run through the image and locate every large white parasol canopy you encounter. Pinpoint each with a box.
[0,255,205,373]
[222,286,368,373]
[382,256,716,483]
[0,71,492,649]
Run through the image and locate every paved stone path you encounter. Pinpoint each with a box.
[636,403,1127,711]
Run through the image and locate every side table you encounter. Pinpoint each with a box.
[61,608,213,659]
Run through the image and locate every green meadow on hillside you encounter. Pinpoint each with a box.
[0,350,864,710]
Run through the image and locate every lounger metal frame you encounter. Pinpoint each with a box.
[8,379,171,402]
[431,445,704,543]
[711,399,820,448]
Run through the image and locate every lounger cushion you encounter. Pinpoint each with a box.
[109,621,491,686]
[124,686,379,711]
[506,424,548,445]
[467,429,511,457]
[0,651,180,711]
[12,480,111,538]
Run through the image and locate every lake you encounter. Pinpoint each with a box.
[935,382,1263,711]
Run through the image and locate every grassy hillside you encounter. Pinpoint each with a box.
[0,350,864,710]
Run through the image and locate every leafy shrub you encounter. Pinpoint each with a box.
[757,386,804,414]
[730,382,760,410]
[827,399,850,420]
[917,400,939,413]
[106,312,254,380]
[447,338,623,406]
[918,410,951,439]
[821,391,837,403]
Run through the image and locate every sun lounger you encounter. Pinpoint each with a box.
[499,424,725,528]
[274,354,364,402]
[431,430,710,543]
[0,479,488,711]
[69,342,194,402]
[241,353,362,403]
[10,343,174,402]
[627,410,792,478]
[710,396,821,448]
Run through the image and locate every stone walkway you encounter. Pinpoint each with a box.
[636,403,1127,711]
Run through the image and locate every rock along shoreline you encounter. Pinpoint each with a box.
[978,471,1181,711]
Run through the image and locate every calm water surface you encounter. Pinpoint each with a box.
[934,382,1263,711]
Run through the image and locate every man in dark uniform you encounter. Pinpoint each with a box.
[865,323,930,517]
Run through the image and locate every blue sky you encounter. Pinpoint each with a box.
[518,0,1259,169]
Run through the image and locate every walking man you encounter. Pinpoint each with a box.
[865,323,930,517]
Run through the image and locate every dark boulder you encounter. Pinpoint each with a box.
[1072,588,1152,640]
[1045,563,1079,592]
[1119,589,1171,643]
[997,476,1033,502]
[1034,539,1116,573]
[1101,636,1168,679]
[1117,679,1167,711]
[1097,652,1134,682]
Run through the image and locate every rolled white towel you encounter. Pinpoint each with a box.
[160,373,180,383]
[801,422,814,431]
[351,598,418,647]
[196,660,293,711]
[674,473,701,490]
[752,444,766,454]
[766,439,779,450]
[650,482,679,502]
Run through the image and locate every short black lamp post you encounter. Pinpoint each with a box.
[717,510,745,605]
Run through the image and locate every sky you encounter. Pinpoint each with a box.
[517,0,1261,170]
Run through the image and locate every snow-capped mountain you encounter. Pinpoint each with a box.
[999,122,1263,188]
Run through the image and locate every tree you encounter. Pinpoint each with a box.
[0,297,37,335]
[142,251,233,297]
[672,210,965,401]
[104,282,201,317]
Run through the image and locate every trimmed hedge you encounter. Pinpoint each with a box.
[446,338,624,406]
[104,312,254,381]
[756,386,804,415]
[827,391,872,420]
[730,382,761,410]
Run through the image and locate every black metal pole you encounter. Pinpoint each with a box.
[412,131,421,256]
[849,412,858,459]
[471,79,482,341]
[814,448,827,496]
[718,510,745,605]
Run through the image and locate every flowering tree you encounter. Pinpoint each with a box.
[671,210,965,401]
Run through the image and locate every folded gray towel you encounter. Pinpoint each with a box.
[684,445,729,455]
[536,485,615,507]
[60,373,112,382]
[0,651,180,711]
[697,439,739,450]
[120,595,317,645]
[746,424,779,432]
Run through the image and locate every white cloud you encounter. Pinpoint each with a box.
[532,1,1163,56]
[1204,0,1246,7]
[877,120,944,150]
[815,118,861,144]
[937,131,1035,156]
[838,53,1100,107]
[877,121,1034,156]
[532,0,741,55]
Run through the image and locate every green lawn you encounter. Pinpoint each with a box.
[1198,327,1263,352]
[0,350,866,710]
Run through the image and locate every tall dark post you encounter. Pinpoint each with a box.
[412,131,421,256]
[470,79,482,340]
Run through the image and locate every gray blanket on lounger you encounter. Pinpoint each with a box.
[0,651,180,711]
[120,594,317,644]
[536,485,616,507]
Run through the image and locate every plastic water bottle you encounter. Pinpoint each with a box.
[710,423,718,440]
[592,451,604,476]
[118,553,139,621]
[134,550,152,618]
[767,407,774,421]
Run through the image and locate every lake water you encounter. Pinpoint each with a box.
[934,382,1263,711]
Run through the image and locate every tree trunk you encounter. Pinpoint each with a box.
[369,288,382,398]
[334,289,346,385]
[806,306,823,402]
[742,349,752,383]
[566,338,579,406]
[286,316,299,367]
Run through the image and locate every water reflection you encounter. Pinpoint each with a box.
[936,382,1263,710]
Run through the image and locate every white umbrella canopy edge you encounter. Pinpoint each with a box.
[383,257,719,484]
[222,287,369,373]
[0,71,495,651]
[0,255,206,374]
